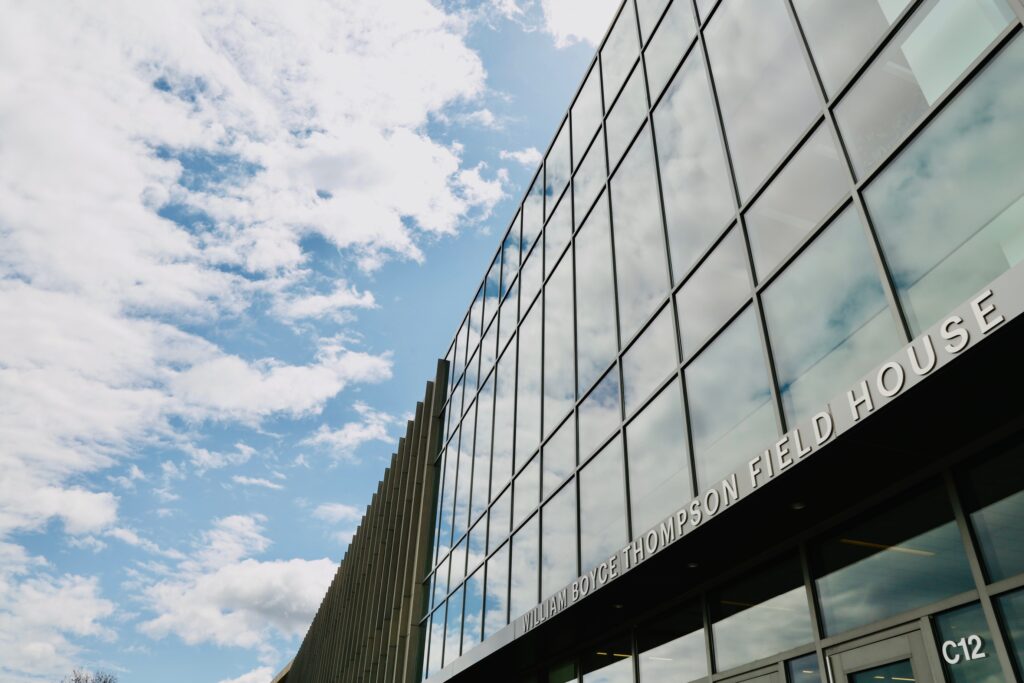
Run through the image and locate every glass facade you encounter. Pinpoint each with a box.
[421,0,1024,679]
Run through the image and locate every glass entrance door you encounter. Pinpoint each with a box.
[826,626,935,683]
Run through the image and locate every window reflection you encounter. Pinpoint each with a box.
[492,347,516,495]
[705,0,821,199]
[763,206,900,427]
[674,226,749,359]
[746,124,848,281]
[574,132,607,227]
[578,368,621,461]
[502,213,521,293]
[463,567,485,654]
[489,485,511,554]
[545,192,573,277]
[513,454,540,529]
[636,0,670,43]
[449,537,467,593]
[997,589,1024,677]
[524,174,545,255]
[472,377,494,524]
[580,437,628,570]
[573,65,604,169]
[621,305,677,416]
[438,443,459,555]
[510,514,539,619]
[468,518,486,574]
[687,308,777,491]
[433,554,450,612]
[454,413,475,542]
[484,542,510,639]
[520,242,544,309]
[544,251,575,437]
[606,64,648,170]
[836,0,1014,176]
[582,635,635,683]
[812,483,974,636]
[498,277,518,356]
[602,5,639,105]
[574,197,619,396]
[637,602,707,682]
[959,440,1024,582]
[542,479,578,598]
[653,51,735,280]
[711,555,814,672]
[543,415,576,498]
[610,126,671,340]
[626,379,692,535]
[444,583,464,666]
[644,0,697,102]
[481,320,497,380]
[934,602,1005,683]
[864,34,1024,333]
[786,653,821,683]
[485,252,501,327]
[516,300,542,465]
[695,0,717,22]
[427,605,445,676]
[546,120,571,208]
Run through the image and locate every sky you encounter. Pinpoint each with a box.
[0,0,621,681]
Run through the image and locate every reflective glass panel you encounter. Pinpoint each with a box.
[574,132,607,227]
[427,606,444,676]
[481,319,497,379]
[513,454,540,529]
[582,635,635,683]
[687,308,777,491]
[580,437,628,570]
[793,0,911,96]
[454,408,475,541]
[449,537,467,593]
[575,196,619,396]
[578,368,621,461]
[763,206,901,426]
[865,35,1024,333]
[621,304,677,416]
[452,320,466,391]
[544,250,575,436]
[626,379,691,534]
[524,174,545,255]
[516,299,542,464]
[444,583,464,665]
[545,192,573,277]
[695,0,717,21]
[836,0,1014,176]
[610,126,671,340]
[510,514,539,619]
[546,120,571,208]
[674,226,750,359]
[498,277,518,356]
[711,556,814,672]
[489,485,511,553]
[485,252,501,326]
[542,479,578,598]
[849,660,914,683]
[637,602,707,682]
[812,482,974,636]
[934,601,1006,683]
[468,518,486,574]
[746,125,849,281]
[465,348,479,398]
[960,441,1024,582]
[997,589,1024,677]
[637,0,670,43]
[606,64,648,170]
[520,242,544,309]
[573,65,604,168]
[602,5,640,105]
[543,415,575,498]
[433,555,450,610]
[644,0,697,103]
[492,347,516,494]
[471,378,493,524]
[705,0,821,199]
[653,51,735,279]
[438,444,458,554]
[786,653,821,683]
[463,566,485,653]
[502,214,521,293]
[484,542,509,639]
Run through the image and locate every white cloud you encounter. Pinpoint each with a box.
[300,402,396,462]
[499,147,543,167]
[539,0,620,47]
[188,443,256,473]
[459,108,500,128]
[218,667,275,683]
[232,476,284,491]
[312,503,363,524]
[271,282,376,322]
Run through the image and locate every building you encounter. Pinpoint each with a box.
[278,0,1024,681]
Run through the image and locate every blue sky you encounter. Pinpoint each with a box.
[0,1,619,681]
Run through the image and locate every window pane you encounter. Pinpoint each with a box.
[850,660,913,683]
[468,517,486,574]
[450,537,467,591]
[521,242,543,309]
[621,305,677,416]
[786,653,821,683]
[524,174,545,255]
[427,606,445,676]
[575,132,607,227]
[763,206,901,426]
[454,408,476,541]
[542,479,578,598]
[579,368,621,461]
[997,589,1024,677]
[543,414,576,498]
[489,485,511,553]
[864,35,1024,334]
[637,602,707,682]
[812,483,974,635]
[545,192,573,277]
[492,347,516,494]
[486,252,501,326]
[439,444,458,554]
[711,556,814,672]
[546,120,571,209]
[746,124,849,281]
[695,0,717,21]
[510,514,539,620]
[463,567,485,654]
[794,0,911,96]
[544,250,575,436]
[575,197,619,395]
[674,226,750,359]
[582,635,635,683]
[473,376,494,523]
[444,583,464,665]
[481,319,497,380]
[934,601,1006,683]
[580,436,629,570]
[513,454,540,529]
[516,300,542,465]
[836,0,1014,176]
[434,555,450,610]
[602,5,640,105]
[627,379,691,534]
[502,213,521,293]
[644,0,697,103]
[606,64,648,170]
[573,65,604,168]
[610,127,671,340]
[687,308,777,491]
[705,0,821,198]
[960,441,1024,582]
[653,51,735,279]
[637,0,670,43]
[484,542,509,638]
[498,278,518,356]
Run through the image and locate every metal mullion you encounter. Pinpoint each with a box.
[677,298,752,374]
[702,592,716,676]
[989,572,1024,597]
[798,542,829,683]
[648,33,700,112]
[942,470,1019,682]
